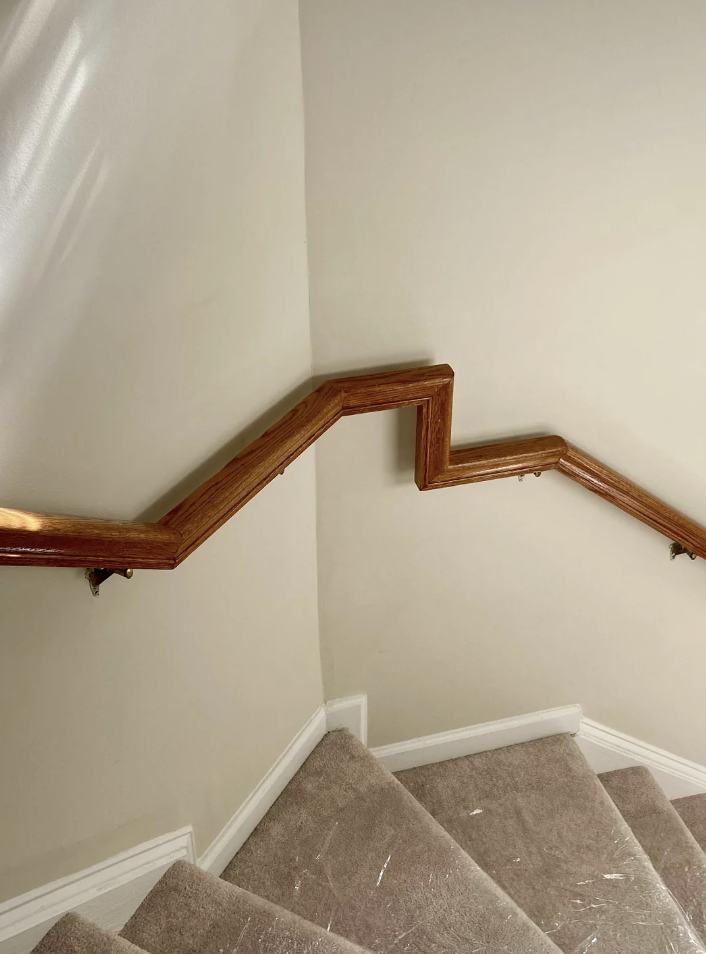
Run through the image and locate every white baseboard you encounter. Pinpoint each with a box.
[576,718,706,800]
[197,706,328,875]
[0,829,194,954]
[369,703,706,801]
[0,694,368,954]
[371,705,582,773]
[324,693,368,745]
[6,691,705,954]
[198,693,368,875]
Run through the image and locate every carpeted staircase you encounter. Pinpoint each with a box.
[31,730,706,954]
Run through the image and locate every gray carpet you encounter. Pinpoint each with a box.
[600,766,706,943]
[31,914,144,954]
[30,731,706,954]
[223,730,561,954]
[121,861,365,954]
[396,734,705,954]
[675,796,706,853]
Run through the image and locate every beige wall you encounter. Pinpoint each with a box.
[7,0,706,905]
[301,1,706,753]
[0,0,322,901]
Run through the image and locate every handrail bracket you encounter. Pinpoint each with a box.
[85,567,133,597]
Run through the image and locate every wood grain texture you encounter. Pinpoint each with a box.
[0,508,180,569]
[1,363,705,568]
[557,444,706,560]
[161,365,455,563]
[160,382,344,562]
[440,436,568,487]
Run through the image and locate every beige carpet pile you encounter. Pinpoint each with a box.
[223,730,560,954]
[675,795,706,853]
[32,915,142,954]
[29,730,706,954]
[121,861,365,954]
[396,734,705,954]
[600,766,706,943]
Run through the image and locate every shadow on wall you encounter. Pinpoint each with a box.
[149,357,436,521]
[140,376,316,522]
[313,356,433,485]
[314,357,555,487]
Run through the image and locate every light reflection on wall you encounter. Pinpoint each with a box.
[0,0,105,474]
[0,0,55,85]
[6,23,84,193]
[0,0,272,517]
[0,4,96,297]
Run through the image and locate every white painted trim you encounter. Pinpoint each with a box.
[0,828,194,954]
[6,694,705,954]
[371,705,582,773]
[577,718,706,800]
[0,696,368,954]
[197,707,328,875]
[198,694,368,875]
[324,693,368,745]
[369,703,706,800]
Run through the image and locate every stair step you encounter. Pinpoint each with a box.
[395,734,705,954]
[600,766,706,943]
[121,861,365,954]
[222,729,560,954]
[31,913,144,954]
[674,795,706,853]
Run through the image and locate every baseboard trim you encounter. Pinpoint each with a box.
[7,692,704,954]
[0,828,194,954]
[371,705,582,773]
[576,718,706,800]
[369,703,706,800]
[197,706,329,875]
[0,694,369,954]
[198,693,368,875]
[324,693,368,745]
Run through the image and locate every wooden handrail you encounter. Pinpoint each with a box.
[1,363,705,571]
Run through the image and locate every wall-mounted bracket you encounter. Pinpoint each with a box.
[669,542,697,561]
[85,567,133,597]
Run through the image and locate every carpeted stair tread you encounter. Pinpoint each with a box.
[31,913,144,954]
[222,729,561,954]
[674,796,706,853]
[121,861,366,954]
[396,734,705,954]
[600,766,706,943]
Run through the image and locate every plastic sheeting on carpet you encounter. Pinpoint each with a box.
[223,730,561,954]
[396,734,706,954]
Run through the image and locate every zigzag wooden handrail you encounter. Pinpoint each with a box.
[1,363,705,571]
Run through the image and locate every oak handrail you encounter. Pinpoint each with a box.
[1,364,705,570]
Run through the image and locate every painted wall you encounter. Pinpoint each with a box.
[301,1,706,753]
[0,0,322,901]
